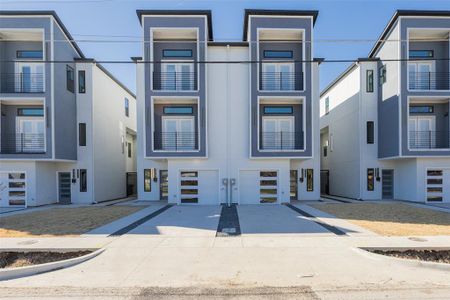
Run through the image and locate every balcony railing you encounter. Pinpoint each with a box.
[260,132,304,151]
[0,133,45,154]
[154,132,198,151]
[408,72,450,90]
[0,73,45,93]
[153,72,197,91]
[409,131,450,149]
[260,72,303,91]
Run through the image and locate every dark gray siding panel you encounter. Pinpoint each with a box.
[378,94,400,158]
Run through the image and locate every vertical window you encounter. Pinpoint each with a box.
[127,142,132,158]
[306,169,314,192]
[80,169,87,192]
[125,98,129,117]
[366,70,374,92]
[323,146,328,157]
[78,70,86,93]
[144,169,152,192]
[367,121,374,144]
[379,65,386,85]
[79,123,86,146]
[66,65,75,93]
[367,169,375,191]
[325,97,329,115]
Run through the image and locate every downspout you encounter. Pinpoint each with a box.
[226,44,231,207]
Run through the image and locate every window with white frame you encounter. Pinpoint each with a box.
[261,62,294,90]
[161,116,195,150]
[161,62,194,91]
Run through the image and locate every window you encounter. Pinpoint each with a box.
[409,50,433,58]
[160,63,195,90]
[379,65,386,85]
[78,70,86,93]
[306,169,314,192]
[144,169,152,192]
[325,97,329,115]
[16,50,43,59]
[163,49,193,58]
[261,117,294,150]
[409,105,433,114]
[163,106,193,114]
[261,63,294,90]
[367,169,375,191]
[323,146,328,157]
[79,123,86,146]
[125,98,129,117]
[66,65,75,93]
[263,106,293,114]
[162,117,195,150]
[127,142,132,158]
[80,169,87,192]
[263,50,293,59]
[366,70,374,92]
[367,121,374,144]
[17,108,44,116]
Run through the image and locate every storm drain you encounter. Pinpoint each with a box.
[216,204,241,237]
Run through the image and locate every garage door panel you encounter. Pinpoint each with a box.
[198,170,219,205]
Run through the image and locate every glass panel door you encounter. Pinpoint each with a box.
[262,64,276,90]
[16,117,45,153]
[279,63,294,90]
[162,117,195,151]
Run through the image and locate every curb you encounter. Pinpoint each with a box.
[355,247,450,271]
[0,248,105,281]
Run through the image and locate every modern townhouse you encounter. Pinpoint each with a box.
[0,11,137,207]
[320,10,450,203]
[135,9,321,205]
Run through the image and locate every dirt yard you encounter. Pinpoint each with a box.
[0,206,143,237]
[0,251,93,268]
[311,203,450,236]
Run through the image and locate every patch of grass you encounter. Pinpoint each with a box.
[369,249,450,264]
[310,203,450,236]
[0,251,93,268]
[0,206,143,237]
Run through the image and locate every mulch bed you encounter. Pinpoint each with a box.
[370,249,450,264]
[0,251,92,269]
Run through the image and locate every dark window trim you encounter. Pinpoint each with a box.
[306,169,314,192]
[125,98,130,117]
[366,70,374,93]
[367,168,375,191]
[79,123,86,146]
[263,106,294,115]
[379,65,386,85]
[163,106,194,115]
[80,169,87,192]
[263,50,294,59]
[409,50,434,58]
[78,70,86,93]
[16,50,43,59]
[325,97,330,115]
[162,49,193,58]
[367,121,374,144]
[144,169,152,192]
[17,108,44,117]
[66,65,75,93]
[409,105,434,114]
[323,146,328,157]
[128,142,132,158]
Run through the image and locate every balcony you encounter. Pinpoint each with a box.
[153,131,198,151]
[0,133,45,154]
[0,73,45,93]
[260,131,303,151]
[409,72,450,91]
[153,72,197,91]
[260,72,303,91]
[409,131,449,149]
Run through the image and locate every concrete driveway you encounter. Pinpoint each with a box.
[125,205,222,236]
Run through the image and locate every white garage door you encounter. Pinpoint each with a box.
[0,172,27,207]
[179,170,219,205]
[239,170,278,204]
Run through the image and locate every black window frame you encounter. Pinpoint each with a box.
[125,98,130,117]
[379,65,386,85]
[80,169,87,192]
[66,65,75,93]
[16,50,43,59]
[79,123,86,146]
[163,106,193,115]
[162,49,193,58]
[409,50,434,59]
[263,106,293,115]
[323,146,328,157]
[409,105,434,114]
[306,169,314,192]
[127,142,132,158]
[144,169,152,192]
[366,70,374,93]
[263,50,293,59]
[367,121,374,144]
[78,70,86,93]
[17,108,44,117]
[367,168,375,191]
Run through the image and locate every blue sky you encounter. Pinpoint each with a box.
[2,0,450,93]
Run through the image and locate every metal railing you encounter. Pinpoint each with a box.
[153,72,197,91]
[260,72,303,91]
[0,73,45,93]
[154,132,198,151]
[409,131,450,149]
[0,133,45,154]
[260,132,304,150]
[408,72,450,90]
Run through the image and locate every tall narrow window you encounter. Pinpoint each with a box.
[379,65,386,85]
[79,123,86,146]
[127,142,132,158]
[78,70,86,93]
[367,169,375,191]
[366,70,374,92]
[325,97,330,115]
[125,98,129,117]
[66,65,75,93]
[306,169,314,192]
[367,121,374,144]
[144,169,152,192]
[80,169,87,192]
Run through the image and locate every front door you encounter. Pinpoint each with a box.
[382,170,394,199]
[290,170,298,201]
[159,170,168,200]
[58,172,72,204]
